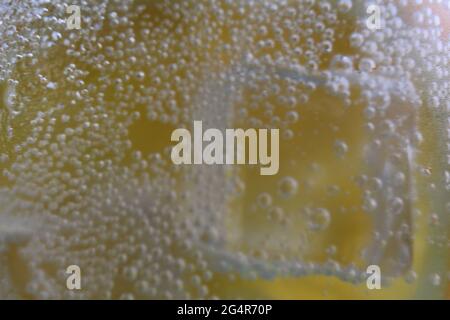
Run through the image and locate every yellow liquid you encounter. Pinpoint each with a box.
[0,0,448,299]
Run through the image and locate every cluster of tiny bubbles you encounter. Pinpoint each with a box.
[0,0,448,299]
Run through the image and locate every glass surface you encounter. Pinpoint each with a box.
[0,0,448,299]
